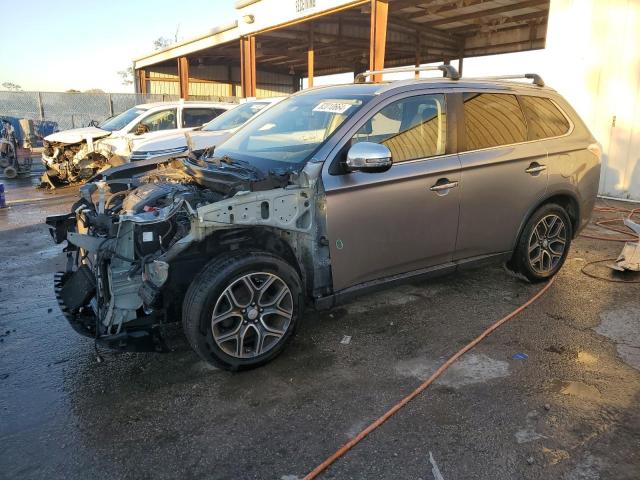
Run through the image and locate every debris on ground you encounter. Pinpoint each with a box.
[611,218,640,271]
[340,335,352,345]
[429,451,445,480]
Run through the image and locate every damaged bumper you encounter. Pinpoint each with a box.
[45,205,173,353]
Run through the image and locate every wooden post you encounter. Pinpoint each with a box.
[227,64,234,97]
[240,36,257,98]
[177,57,189,99]
[136,69,147,95]
[369,0,388,82]
[414,33,421,79]
[458,39,465,77]
[308,28,315,88]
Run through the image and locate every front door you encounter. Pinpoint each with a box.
[323,93,461,291]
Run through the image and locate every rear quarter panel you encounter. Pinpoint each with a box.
[545,94,600,234]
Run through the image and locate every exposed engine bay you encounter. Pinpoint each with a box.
[46,158,330,352]
[41,136,120,187]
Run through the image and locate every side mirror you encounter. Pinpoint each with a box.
[346,142,392,173]
[135,123,149,135]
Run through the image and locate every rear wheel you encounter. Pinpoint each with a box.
[511,203,572,282]
[182,251,303,371]
[4,166,17,178]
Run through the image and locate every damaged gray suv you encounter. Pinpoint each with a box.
[46,66,601,370]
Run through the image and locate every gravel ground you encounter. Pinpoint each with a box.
[1,177,639,479]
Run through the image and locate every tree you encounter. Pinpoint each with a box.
[2,82,22,91]
[84,88,105,93]
[65,89,80,93]
[153,36,174,50]
[117,67,134,86]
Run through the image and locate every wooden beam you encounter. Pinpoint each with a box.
[425,0,549,27]
[240,36,256,97]
[136,68,147,94]
[177,57,189,99]
[369,0,389,82]
[308,27,314,87]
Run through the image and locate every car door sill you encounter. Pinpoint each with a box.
[314,251,511,311]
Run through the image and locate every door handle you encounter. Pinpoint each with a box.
[429,179,459,192]
[525,163,547,175]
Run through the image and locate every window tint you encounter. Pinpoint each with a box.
[352,94,446,163]
[463,93,526,150]
[138,109,177,132]
[182,108,225,128]
[519,96,570,140]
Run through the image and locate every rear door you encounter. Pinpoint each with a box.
[454,92,549,261]
[323,92,461,291]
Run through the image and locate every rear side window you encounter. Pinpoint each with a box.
[519,96,570,140]
[352,94,446,163]
[462,93,526,151]
[182,108,226,127]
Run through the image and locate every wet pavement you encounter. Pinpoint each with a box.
[1,179,639,479]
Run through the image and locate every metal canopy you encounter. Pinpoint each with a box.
[135,0,549,97]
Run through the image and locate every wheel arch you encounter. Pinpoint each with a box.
[511,191,581,253]
[179,227,308,294]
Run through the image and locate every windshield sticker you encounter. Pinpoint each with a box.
[313,102,353,114]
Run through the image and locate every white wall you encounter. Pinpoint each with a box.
[544,0,640,200]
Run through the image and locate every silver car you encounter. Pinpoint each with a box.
[46,66,600,370]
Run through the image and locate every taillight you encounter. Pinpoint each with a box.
[587,142,602,159]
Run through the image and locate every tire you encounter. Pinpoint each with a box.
[182,251,303,371]
[4,166,17,179]
[511,203,572,282]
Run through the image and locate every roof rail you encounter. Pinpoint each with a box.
[354,64,460,83]
[467,73,545,87]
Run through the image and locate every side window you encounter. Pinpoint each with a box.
[138,109,177,132]
[462,93,526,151]
[352,94,446,163]
[519,96,570,140]
[182,108,225,128]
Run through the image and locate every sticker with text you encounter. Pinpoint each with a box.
[313,102,353,114]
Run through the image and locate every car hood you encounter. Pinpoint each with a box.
[45,127,112,144]
[134,130,233,154]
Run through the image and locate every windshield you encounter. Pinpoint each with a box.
[214,93,371,165]
[99,107,146,131]
[203,101,270,132]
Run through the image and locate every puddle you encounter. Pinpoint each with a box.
[515,410,546,444]
[543,447,570,465]
[396,353,510,388]
[577,351,598,365]
[551,380,601,402]
[596,306,640,370]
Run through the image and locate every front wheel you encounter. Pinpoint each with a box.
[182,251,303,371]
[511,203,572,282]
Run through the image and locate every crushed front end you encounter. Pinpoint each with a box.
[45,167,221,351]
[45,158,322,353]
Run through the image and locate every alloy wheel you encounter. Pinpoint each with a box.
[527,214,567,275]
[211,272,293,358]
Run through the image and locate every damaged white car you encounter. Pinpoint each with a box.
[41,101,233,187]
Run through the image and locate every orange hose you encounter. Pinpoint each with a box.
[303,277,556,480]
[579,206,640,242]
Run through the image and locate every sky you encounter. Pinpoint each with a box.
[0,0,237,93]
[0,0,542,93]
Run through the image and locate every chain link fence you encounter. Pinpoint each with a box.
[0,91,237,147]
